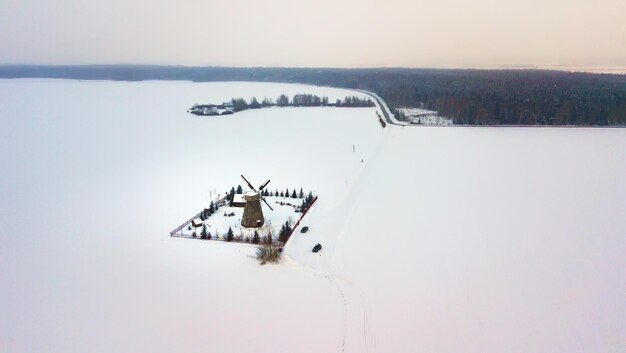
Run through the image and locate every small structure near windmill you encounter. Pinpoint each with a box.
[240,175,274,228]
[231,194,247,207]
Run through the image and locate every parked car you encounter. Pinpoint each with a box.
[300,226,309,233]
[312,243,322,253]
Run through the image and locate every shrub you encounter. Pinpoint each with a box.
[256,243,282,264]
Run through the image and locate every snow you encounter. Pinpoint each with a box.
[289,126,626,352]
[0,79,380,353]
[1,79,625,353]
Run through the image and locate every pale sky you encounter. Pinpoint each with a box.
[1,0,625,68]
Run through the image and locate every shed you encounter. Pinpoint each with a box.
[232,193,246,207]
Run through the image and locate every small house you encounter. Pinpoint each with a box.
[232,194,246,207]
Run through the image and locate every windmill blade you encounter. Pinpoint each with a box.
[261,197,274,211]
[240,175,257,192]
[258,179,271,191]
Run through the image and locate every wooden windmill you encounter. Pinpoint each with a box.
[240,175,274,228]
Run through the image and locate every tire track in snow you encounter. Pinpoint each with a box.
[283,256,370,353]
[323,272,373,353]
[324,274,349,352]
[281,257,349,352]
[282,95,389,352]
[335,275,373,353]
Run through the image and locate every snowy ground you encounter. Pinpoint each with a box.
[0,79,381,353]
[1,79,625,353]
[397,107,454,125]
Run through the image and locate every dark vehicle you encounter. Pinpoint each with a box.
[301,226,309,233]
[312,243,322,253]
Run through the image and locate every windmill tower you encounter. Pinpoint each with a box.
[240,175,274,228]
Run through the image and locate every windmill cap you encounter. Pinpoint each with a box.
[244,192,260,201]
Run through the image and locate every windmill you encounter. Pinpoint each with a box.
[240,175,274,228]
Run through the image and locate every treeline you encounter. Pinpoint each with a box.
[225,184,315,212]
[376,70,626,125]
[4,65,625,125]
[223,94,372,113]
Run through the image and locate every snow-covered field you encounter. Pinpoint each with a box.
[1,79,625,353]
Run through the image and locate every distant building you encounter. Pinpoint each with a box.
[202,106,219,115]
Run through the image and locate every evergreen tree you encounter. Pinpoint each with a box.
[261,97,273,106]
[276,94,290,106]
[209,201,215,213]
[231,98,248,112]
[279,190,284,197]
[236,185,243,194]
[291,189,297,198]
[279,223,286,241]
[299,187,304,198]
[207,231,212,240]
[201,224,208,239]
[278,220,293,243]
[226,227,234,242]
[228,187,235,206]
[252,230,260,244]
[249,96,261,109]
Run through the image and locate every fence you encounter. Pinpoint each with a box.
[169,211,203,237]
[281,196,318,247]
[170,195,228,237]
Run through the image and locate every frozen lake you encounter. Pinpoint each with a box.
[1,79,624,353]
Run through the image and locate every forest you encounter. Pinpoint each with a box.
[2,65,625,125]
